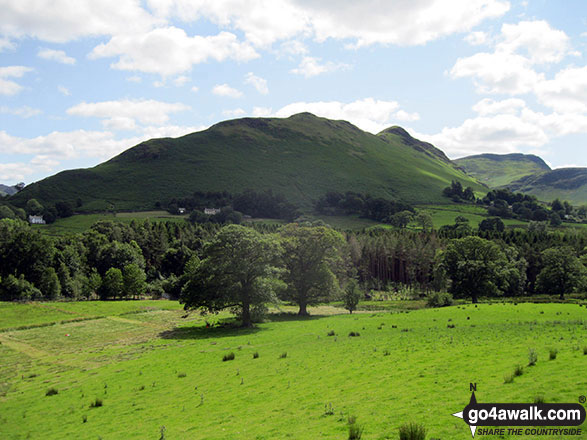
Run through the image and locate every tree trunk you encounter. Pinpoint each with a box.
[241,303,252,327]
[472,293,478,304]
[298,302,308,316]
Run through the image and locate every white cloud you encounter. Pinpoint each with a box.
[67,99,190,128]
[273,98,405,133]
[498,20,574,64]
[148,0,509,48]
[244,72,268,94]
[174,75,190,86]
[290,56,348,78]
[0,65,32,95]
[190,86,199,93]
[212,83,243,98]
[0,0,158,43]
[37,48,76,64]
[90,27,258,76]
[450,51,543,95]
[0,105,42,118]
[536,65,587,113]
[394,110,420,122]
[279,40,308,56]
[126,75,142,83]
[222,108,246,117]
[0,162,35,182]
[465,31,489,46]
[0,37,16,52]
[252,106,272,116]
[472,98,526,115]
[57,85,71,96]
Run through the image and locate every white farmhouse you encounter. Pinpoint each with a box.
[204,208,221,215]
[28,215,46,224]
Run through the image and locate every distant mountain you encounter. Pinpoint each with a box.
[506,168,587,206]
[9,113,484,212]
[0,184,18,197]
[455,153,550,187]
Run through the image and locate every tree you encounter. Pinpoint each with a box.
[100,267,124,300]
[181,225,283,327]
[343,279,361,314]
[479,217,505,232]
[55,201,74,218]
[415,211,434,231]
[536,247,586,300]
[26,199,44,215]
[442,236,509,303]
[123,263,146,299]
[391,210,413,229]
[279,224,346,315]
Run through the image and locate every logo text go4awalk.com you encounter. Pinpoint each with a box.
[452,387,586,438]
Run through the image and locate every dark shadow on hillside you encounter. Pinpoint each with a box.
[264,312,329,323]
[159,324,262,340]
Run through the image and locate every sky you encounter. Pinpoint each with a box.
[0,0,586,184]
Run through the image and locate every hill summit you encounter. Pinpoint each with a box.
[11,113,484,212]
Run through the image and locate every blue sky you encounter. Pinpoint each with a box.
[0,0,586,184]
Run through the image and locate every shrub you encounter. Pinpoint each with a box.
[348,415,363,440]
[534,394,545,404]
[279,352,287,359]
[253,352,259,359]
[45,387,58,396]
[348,331,360,337]
[177,372,186,378]
[583,346,587,355]
[398,422,427,440]
[222,352,235,362]
[504,373,514,384]
[82,415,87,423]
[549,348,558,360]
[528,348,538,366]
[447,324,455,329]
[327,330,336,336]
[90,398,103,408]
[513,365,524,377]
[427,291,453,308]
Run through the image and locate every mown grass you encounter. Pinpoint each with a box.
[0,301,585,439]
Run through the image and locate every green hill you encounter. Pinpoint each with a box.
[506,168,587,205]
[10,113,484,212]
[454,153,550,187]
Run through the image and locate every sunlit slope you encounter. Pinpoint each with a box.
[12,113,485,211]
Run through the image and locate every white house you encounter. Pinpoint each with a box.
[28,215,46,224]
[204,208,221,215]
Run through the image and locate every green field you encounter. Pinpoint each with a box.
[1,301,585,439]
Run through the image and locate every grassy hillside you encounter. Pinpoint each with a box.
[454,153,550,187]
[0,301,585,439]
[506,168,587,205]
[10,113,484,212]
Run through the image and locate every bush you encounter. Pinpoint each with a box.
[504,373,514,384]
[279,352,287,359]
[534,394,545,404]
[90,398,103,408]
[398,422,427,440]
[348,415,363,440]
[348,331,360,337]
[528,348,538,366]
[513,365,524,377]
[327,330,335,336]
[177,372,186,378]
[45,387,58,396]
[549,348,558,360]
[252,352,259,359]
[427,291,453,308]
[222,352,235,362]
[583,346,587,355]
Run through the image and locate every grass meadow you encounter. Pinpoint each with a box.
[0,301,585,439]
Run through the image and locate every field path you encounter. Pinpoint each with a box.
[0,334,83,368]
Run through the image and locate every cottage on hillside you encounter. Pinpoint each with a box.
[204,208,221,215]
[28,215,46,224]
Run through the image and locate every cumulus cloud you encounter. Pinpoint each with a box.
[90,27,258,76]
[0,162,36,182]
[0,0,158,43]
[0,65,32,95]
[244,72,268,94]
[212,83,243,98]
[290,56,348,78]
[37,48,76,64]
[0,105,42,118]
[147,0,509,48]
[536,65,587,114]
[472,98,527,115]
[222,108,246,117]
[67,99,190,129]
